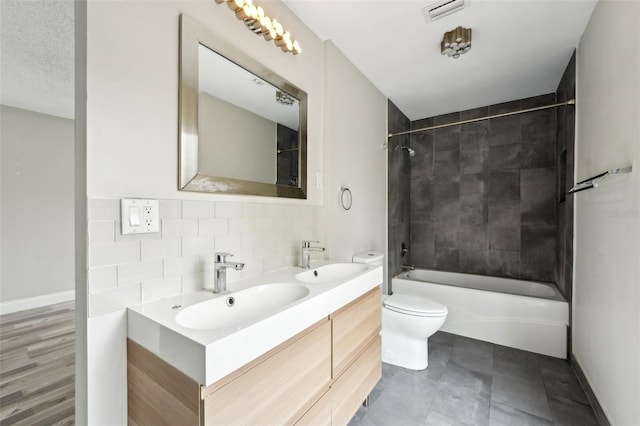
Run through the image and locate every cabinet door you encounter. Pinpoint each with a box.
[330,336,381,426]
[331,287,381,378]
[203,320,331,426]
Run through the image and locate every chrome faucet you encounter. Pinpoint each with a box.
[214,252,245,293]
[301,240,325,269]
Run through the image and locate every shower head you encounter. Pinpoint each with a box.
[395,145,416,158]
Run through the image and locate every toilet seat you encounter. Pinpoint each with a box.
[384,293,448,317]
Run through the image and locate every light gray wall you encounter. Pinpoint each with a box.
[198,92,276,184]
[322,42,387,284]
[0,105,74,302]
[574,1,640,424]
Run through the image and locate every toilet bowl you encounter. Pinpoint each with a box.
[381,293,447,370]
[352,251,448,371]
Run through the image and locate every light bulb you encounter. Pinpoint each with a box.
[228,0,244,11]
[292,40,301,55]
[272,19,284,37]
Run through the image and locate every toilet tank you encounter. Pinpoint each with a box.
[352,251,384,267]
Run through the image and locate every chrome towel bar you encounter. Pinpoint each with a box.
[568,166,632,194]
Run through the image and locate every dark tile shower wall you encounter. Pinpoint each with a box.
[276,124,299,186]
[387,100,411,287]
[409,94,558,283]
[555,51,576,302]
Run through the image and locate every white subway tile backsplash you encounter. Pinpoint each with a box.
[264,255,295,272]
[182,236,215,257]
[159,200,182,219]
[199,219,228,237]
[162,219,198,239]
[88,198,120,220]
[182,272,206,293]
[241,203,264,218]
[215,201,242,218]
[87,196,322,317]
[141,276,182,303]
[90,242,140,268]
[89,266,118,292]
[224,268,243,284]
[89,220,116,245]
[89,284,141,317]
[142,238,181,261]
[240,259,264,279]
[115,221,160,242]
[117,259,163,285]
[228,218,252,235]
[164,255,204,278]
[182,200,215,219]
[214,234,242,253]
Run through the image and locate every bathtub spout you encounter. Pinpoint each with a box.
[401,264,415,271]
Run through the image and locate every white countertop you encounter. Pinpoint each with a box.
[127,260,383,386]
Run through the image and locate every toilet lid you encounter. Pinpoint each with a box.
[384,293,448,317]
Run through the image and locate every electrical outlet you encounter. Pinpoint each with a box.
[121,199,160,234]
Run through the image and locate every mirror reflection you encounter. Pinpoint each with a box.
[178,13,307,199]
[198,44,300,186]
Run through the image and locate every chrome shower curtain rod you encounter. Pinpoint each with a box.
[388,99,576,138]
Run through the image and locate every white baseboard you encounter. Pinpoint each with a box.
[0,290,75,316]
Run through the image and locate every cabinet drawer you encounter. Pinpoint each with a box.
[203,320,332,426]
[295,391,331,426]
[331,287,381,378]
[330,336,381,426]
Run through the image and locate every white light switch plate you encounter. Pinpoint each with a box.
[121,199,160,234]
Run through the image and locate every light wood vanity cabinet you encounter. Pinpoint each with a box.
[128,286,381,426]
[202,320,332,425]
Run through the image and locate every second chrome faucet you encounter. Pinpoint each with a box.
[214,252,245,293]
[301,240,325,269]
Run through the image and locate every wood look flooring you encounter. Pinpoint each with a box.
[0,302,75,425]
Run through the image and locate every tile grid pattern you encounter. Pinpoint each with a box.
[350,332,599,426]
[87,197,323,316]
[409,94,558,282]
[0,301,75,425]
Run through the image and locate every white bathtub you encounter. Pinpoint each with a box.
[392,270,569,358]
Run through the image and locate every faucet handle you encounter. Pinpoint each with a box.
[302,240,319,248]
[215,252,233,262]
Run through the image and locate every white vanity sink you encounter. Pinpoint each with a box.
[175,283,309,330]
[295,263,368,284]
[127,260,382,385]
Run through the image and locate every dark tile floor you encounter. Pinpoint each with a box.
[350,332,598,426]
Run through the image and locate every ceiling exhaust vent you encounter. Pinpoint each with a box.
[422,0,466,22]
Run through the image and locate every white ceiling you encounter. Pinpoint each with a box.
[0,0,74,119]
[283,0,597,120]
[0,0,596,122]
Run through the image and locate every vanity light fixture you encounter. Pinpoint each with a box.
[441,26,471,59]
[215,0,301,55]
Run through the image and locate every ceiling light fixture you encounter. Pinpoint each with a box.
[423,0,465,22]
[215,0,301,55]
[276,90,296,106]
[441,26,471,59]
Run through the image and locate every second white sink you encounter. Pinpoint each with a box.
[175,283,309,330]
[295,263,368,284]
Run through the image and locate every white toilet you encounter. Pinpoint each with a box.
[352,251,448,371]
